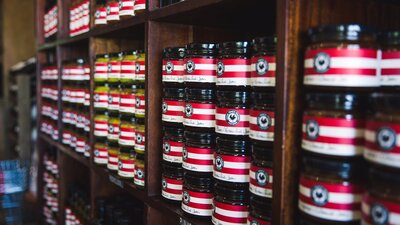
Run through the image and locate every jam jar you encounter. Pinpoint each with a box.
[250,92,275,143]
[134,152,145,188]
[247,195,272,225]
[163,126,184,164]
[304,24,379,89]
[217,41,251,91]
[182,172,213,218]
[94,141,108,165]
[134,0,146,14]
[161,162,184,202]
[162,47,185,87]
[119,84,136,117]
[361,167,400,225]
[94,54,109,84]
[107,142,119,171]
[119,0,134,18]
[162,87,185,127]
[216,90,250,138]
[108,52,123,84]
[364,93,400,169]
[380,31,400,88]
[135,51,146,83]
[183,130,214,174]
[135,84,145,118]
[108,83,120,116]
[117,148,135,179]
[106,0,120,22]
[94,0,107,26]
[184,88,216,132]
[94,84,109,112]
[250,143,273,199]
[120,50,137,84]
[135,118,145,153]
[302,93,367,157]
[212,181,249,225]
[251,36,277,90]
[94,113,109,140]
[107,116,120,144]
[299,155,364,225]
[184,43,217,88]
[118,116,136,148]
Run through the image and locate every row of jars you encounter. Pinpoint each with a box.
[41,119,59,141]
[69,0,90,37]
[41,65,58,81]
[41,102,58,121]
[43,153,59,224]
[44,0,58,40]
[66,186,91,225]
[41,85,58,101]
[65,208,84,225]
[94,0,146,26]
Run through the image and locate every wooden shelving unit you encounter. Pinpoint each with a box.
[35,0,400,224]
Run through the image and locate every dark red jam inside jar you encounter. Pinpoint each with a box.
[182,172,213,218]
[302,92,367,158]
[162,126,184,165]
[250,143,273,199]
[184,43,217,88]
[212,181,249,225]
[251,36,277,91]
[216,90,250,139]
[380,31,400,89]
[216,41,251,91]
[184,88,216,133]
[161,162,183,203]
[162,47,186,87]
[183,130,215,174]
[250,92,275,144]
[299,155,364,225]
[247,195,272,225]
[162,88,185,127]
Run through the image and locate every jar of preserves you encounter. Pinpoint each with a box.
[251,36,277,90]
[94,85,109,112]
[84,138,91,158]
[135,84,145,118]
[302,93,366,157]
[75,132,86,154]
[163,126,184,164]
[184,43,217,88]
[135,118,145,153]
[94,0,107,25]
[134,152,145,188]
[250,143,273,199]
[94,54,109,83]
[183,130,214,174]
[134,0,146,14]
[161,162,183,202]
[119,84,136,117]
[107,143,119,171]
[106,0,120,22]
[184,88,216,132]
[107,116,120,144]
[250,92,275,143]
[304,24,379,89]
[299,155,364,225]
[94,141,108,165]
[118,117,135,148]
[117,148,135,178]
[94,113,109,140]
[162,47,185,87]
[380,31,400,88]
[247,195,272,225]
[120,50,137,84]
[119,0,134,18]
[182,172,213,217]
[108,52,123,83]
[162,87,185,127]
[62,127,72,146]
[135,51,146,83]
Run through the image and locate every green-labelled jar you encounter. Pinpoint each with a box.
[119,83,136,117]
[118,116,136,148]
[120,50,138,84]
[108,52,123,84]
[117,148,135,179]
[107,83,120,116]
[107,142,120,171]
[107,116,120,144]
[94,113,109,141]
[94,84,109,113]
[94,54,109,84]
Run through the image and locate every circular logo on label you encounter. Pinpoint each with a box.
[135,62,141,73]
[107,63,112,72]
[108,125,114,133]
[256,58,268,75]
[136,133,143,144]
[94,150,100,157]
[182,147,188,161]
[225,110,240,126]
[377,127,396,151]
[163,141,171,154]
[95,10,100,18]
[135,97,141,108]
[257,113,271,130]
[215,156,224,171]
[108,95,113,104]
[313,52,330,73]
[185,104,193,118]
[94,94,100,102]
[161,178,167,190]
[162,101,168,113]
[256,169,268,186]
[250,221,259,225]
[185,60,195,74]
[183,191,190,204]
[371,204,389,225]
[165,61,174,74]
[118,160,123,170]
[306,120,319,140]
[136,169,144,179]
[217,61,225,76]
[310,185,329,206]
[106,5,111,14]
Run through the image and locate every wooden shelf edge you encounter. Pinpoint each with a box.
[37,41,58,51]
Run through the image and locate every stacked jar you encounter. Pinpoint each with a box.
[69,0,90,37]
[43,0,58,41]
[43,152,59,223]
[94,0,146,27]
[40,64,59,141]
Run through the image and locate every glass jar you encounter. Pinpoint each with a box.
[251,36,277,90]
[184,43,217,88]
[304,24,379,89]
[117,148,135,178]
[250,143,273,199]
[119,84,136,117]
[184,88,216,132]
[162,87,185,127]
[94,84,109,112]
[247,195,272,225]
[75,132,86,154]
[163,126,184,164]
[161,162,183,202]
[62,126,72,146]
[119,0,134,18]
[183,130,214,174]
[108,52,123,84]
[162,47,185,87]
[94,113,109,140]
[364,93,400,168]
[94,0,107,25]
[380,31,400,88]
[118,117,136,148]
[107,116,120,144]
[182,172,213,218]
[94,141,108,165]
[299,155,364,225]
[106,0,120,22]
[250,92,275,143]
[135,51,146,83]
[134,152,145,188]
[120,50,138,84]
[84,137,91,158]
[134,0,146,14]
[107,142,119,171]
[94,54,109,84]
[135,118,145,153]
[135,84,145,118]
[302,93,366,157]
[108,83,120,116]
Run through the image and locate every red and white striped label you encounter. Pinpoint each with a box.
[94,90,109,109]
[62,131,72,145]
[119,93,136,113]
[302,115,365,156]
[121,61,136,80]
[135,60,146,81]
[108,61,121,79]
[217,59,251,86]
[95,62,108,79]
[108,91,120,111]
[94,120,108,137]
[118,158,135,178]
[381,51,400,86]
[182,189,213,216]
[182,146,213,172]
[161,176,183,201]
[134,164,145,186]
[216,108,250,136]
[251,56,276,87]
[163,140,183,163]
[84,114,90,132]
[249,165,273,198]
[212,200,249,225]
[84,143,91,158]
[299,176,363,222]
[70,134,76,148]
[184,103,215,128]
[250,110,274,142]
[94,146,108,164]
[364,121,400,168]
[162,100,184,123]
[213,153,251,183]
[247,215,271,225]
[95,7,107,25]
[134,0,146,11]
[119,0,134,16]
[106,2,120,21]
[135,95,146,115]
[135,131,145,152]
[162,60,185,83]
[361,193,400,225]
[119,126,135,146]
[75,137,85,153]
[107,120,120,141]
[184,58,217,83]
[107,151,119,171]
[84,91,90,106]
[304,48,379,87]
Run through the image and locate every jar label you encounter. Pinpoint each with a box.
[249,165,273,198]
[299,176,363,222]
[84,143,91,157]
[77,114,86,129]
[119,0,134,16]
[216,108,250,136]
[107,152,119,170]
[361,193,400,225]
[108,92,120,111]
[136,95,146,115]
[108,61,121,79]
[212,200,249,225]
[134,165,145,186]
[162,100,184,124]
[118,158,135,177]
[119,93,136,113]
[75,89,86,104]
[302,115,365,156]
[184,58,217,83]
[94,120,108,137]
[108,120,120,141]
[94,146,108,164]
[121,61,136,80]
[182,146,214,172]
[182,189,213,216]
[249,110,275,141]
[304,48,379,87]
[163,140,183,163]
[161,176,183,201]
[217,59,251,86]
[84,92,90,106]
[381,51,400,86]
[106,2,120,21]
[84,115,90,132]
[95,62,108,79]
[134,0,146,10]
[70,135,77,148]
[251,55,276,87]
[94,91,109,109]
[184,103,216,128]
[213,153,251,183]
[75,138,86,153]
[62,132,72,145]
[364,121,400,168]
[162,59,185,83]
[135,131,145,152]
[119,126,135,146]
[84,65,90,80]
[135,60,146,81]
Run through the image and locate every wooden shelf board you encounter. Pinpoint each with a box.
[37,41,58,51]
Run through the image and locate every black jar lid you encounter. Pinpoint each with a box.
[109,52,124,58]
[137,50,145,54]
[184,130,215,146]
[380,31,400,46]
[163,126,185,140]
[163,162,184,176]
[185,88,215,101]
[218,41,251,56]
[95,53,109,59]
[216,137,252,154]
[252,143,273,161]
[252,36,277,53]
[120,115,136,123]
[214,181,249,202]
[217,90,250,105]
[186,43,216,51]
[163,47,186,59]
[136,117,145,125]
[252,92,275,106]
[122,50,137,56]
[369,166,400,186]
[250,194,272,216]
[369,92,400,113]
[308,24,376,42]
[108,82,120,88]
[136,83,145,89]
[184,171,213,189]
[306,92,367,111]
[163,87,185,99]
[119,147,134,154]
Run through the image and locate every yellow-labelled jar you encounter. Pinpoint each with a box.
[107,116,120,144]
[94,54,109,84]
[94,84,109,112]
[119,84,136,117]
[135,118,145,153]
[135,51,146,82]
[120,50,138,84]
[134,152,145,188]
[94,113,109,140]
[107,143,119,171]
[117,148,135,179]
[108,84,120,116]
[135,84,145,118]
[108,52,123,84]
[94,141,108,165]
[118,117,136,148]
